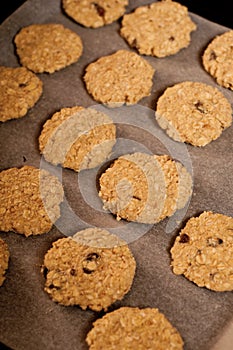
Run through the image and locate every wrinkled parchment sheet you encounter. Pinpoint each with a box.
[0,1,232,349]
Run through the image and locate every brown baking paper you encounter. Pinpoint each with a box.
[0,1,233,349]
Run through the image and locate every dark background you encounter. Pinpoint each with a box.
[0,0,232,28]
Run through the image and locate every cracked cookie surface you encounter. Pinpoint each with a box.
[171,211,233,291]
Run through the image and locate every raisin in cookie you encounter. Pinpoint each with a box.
[0,66,42,122]
[39,106,116,171]
[156,81,232,146]
[0,166,64,236]
[171,211,233,291]
[14,23,83,73]
[120,0,196,58]
[202,30,233,90]
[42,228,136,310]
[62,0,128,28]
[84,50,155,107]
[86,306,184,349]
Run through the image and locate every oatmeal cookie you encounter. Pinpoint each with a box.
[120,0,196,58]
[62,0,128,28]
[99,152,166,224]
[42,228,136,310]
[156,81,232,146]
[14,23,83,73]
[86,306,184,349]
[0,166,64,236]
[202,30,233,90]
[0,66,42,122]
[39,106,116,171]
[83,49,155,107]
[171,211,233,291]
[99,152,192,224]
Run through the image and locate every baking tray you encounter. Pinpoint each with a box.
[0,1,233,349]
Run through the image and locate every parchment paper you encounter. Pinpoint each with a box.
[0,1,232,349]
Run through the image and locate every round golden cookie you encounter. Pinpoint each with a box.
[39,106,116,172]
[62,0,128,28]
[170,211,233,292]
[42,228,136,310]
[86,306,184,349]
[99,152,192,224]
[202,30,233,91]
[14,23,83,74]
[0,238,10,287]
[120,0,196,58]
[99,152,167,224]
[156,81,232,147]
[83,49,155,107]
[0,166,64,236]
[0,66,43,122]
